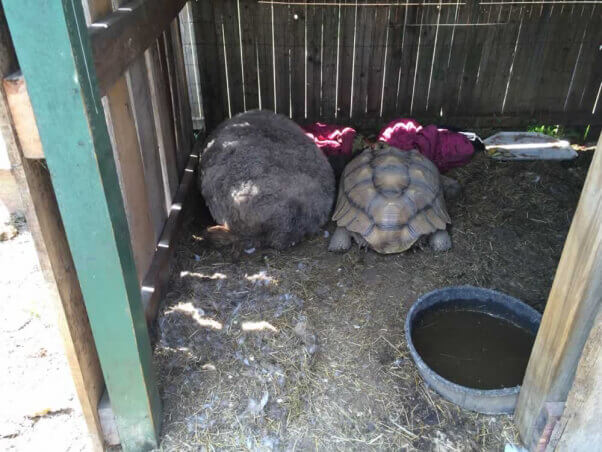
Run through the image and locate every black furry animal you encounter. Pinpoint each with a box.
[199,110,335,249]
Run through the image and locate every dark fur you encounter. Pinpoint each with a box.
[199,110,335,249]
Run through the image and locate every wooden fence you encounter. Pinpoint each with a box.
[180,0,602,131]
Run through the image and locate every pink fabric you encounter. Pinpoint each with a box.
[378,119,474,172]
[303,123,356,157]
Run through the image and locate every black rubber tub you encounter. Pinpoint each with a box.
[405,286,541,414]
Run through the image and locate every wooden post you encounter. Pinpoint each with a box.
[552,309,602,450]
[2,1,161,450]
[515,135,602,450]
[0,10,105,449]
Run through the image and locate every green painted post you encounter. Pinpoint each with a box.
[2,1,161,450]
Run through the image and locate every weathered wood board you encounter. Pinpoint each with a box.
[183,0,602,130]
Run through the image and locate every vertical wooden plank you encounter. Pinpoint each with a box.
[554,310,602,450]
[179,4,204,130]
[307,5,323,121]
[170,19,193,160]
[466,0,494,114]
[3,1,161,449]
[487,3,524,115]
[256,1,275,111]
[86,0,156,283]
[575,9,602,119]
[221,0,244,115]
[321,3,340,120]
[501,1,537,115]
[366,5,388,117]
[125,56,167,242]
[239,0,259,111]
[212,1,233,121]
[441,0,473,117]
[509,3,554,115]
[352,2,372,118]
[531,4,575,115]
[455,0,485,116]
[562,6,600,115]
[145,43,179,205]
[274,3,291,115]
[103,79,156,280]
[192,0,227,129]
[441,0,468,118]
[515,136,602,450]
[163,21,191,175]
[426,4,455,118]
[413,1,438,116]
[337,0,357,119]
[87,0,155,281]
[382,2,406,118]
[289,3,306,121]
[397,1,421,114]
[0,21,104,449]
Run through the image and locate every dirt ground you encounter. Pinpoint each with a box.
[0,214,90,451]
[154,149,592,451]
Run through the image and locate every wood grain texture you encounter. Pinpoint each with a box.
[320,3,339,118]
[125,54,167,242]
[192,0,228,129]
[337,1,356,119]
[4,0,162,448]
[2,73,43,159]
[169,19,193,174]
[145,43,179,206]
[273,3,291,115]
[515,135,602,450]
[142,138,202,326]
[89,0,157,283]
[290,3,306,120]
[240,0,260,111]
[89,0,187,95]
[103,78,156,282]
[186,1,602,129]
[554,309,602,451]
[0,17,104,449]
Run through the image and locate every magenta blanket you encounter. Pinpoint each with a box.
[303,123,356,157]
[378,119,474,172]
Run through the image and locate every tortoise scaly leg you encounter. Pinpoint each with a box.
[328,227,352,252]
[440,175,461,200]
[429,230,452,252]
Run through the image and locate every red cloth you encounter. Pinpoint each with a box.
[303,123,356,157]
[378,119,474,172]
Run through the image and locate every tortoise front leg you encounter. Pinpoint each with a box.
[328,227,352,252]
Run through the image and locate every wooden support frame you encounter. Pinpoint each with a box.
[3,1,161,449]
[142,138,201,325]
[0,11,105,449]
[89,0,187,95]
[515,135,602,450]
[2,72,43,159]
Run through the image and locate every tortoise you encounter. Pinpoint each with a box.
[328,142,460,254]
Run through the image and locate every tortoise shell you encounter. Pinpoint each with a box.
[332,143,451,253]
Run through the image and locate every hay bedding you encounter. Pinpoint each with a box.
[155,151,592,451]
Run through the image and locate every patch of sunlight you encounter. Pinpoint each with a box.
[180,270,227,280]
[242,321,278,333]
[167,302,223,330]
[245,270,277,286]
[230,181,259,204]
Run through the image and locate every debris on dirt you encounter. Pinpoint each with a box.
[27,408,72,420]
[155,149,592,450]
[0,223,17,241]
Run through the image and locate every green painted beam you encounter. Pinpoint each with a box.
[2,1,161,450]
